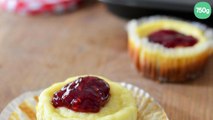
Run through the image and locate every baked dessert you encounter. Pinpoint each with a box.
[36,75,137,120]
[127,16,213,82]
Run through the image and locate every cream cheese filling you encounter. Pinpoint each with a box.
[37,76,137,120]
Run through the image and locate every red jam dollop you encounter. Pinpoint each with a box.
[52,76,110,113]
[148,30,198,48]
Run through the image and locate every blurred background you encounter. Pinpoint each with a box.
[100,0,213,27]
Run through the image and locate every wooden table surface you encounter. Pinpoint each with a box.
[0,3,212,120]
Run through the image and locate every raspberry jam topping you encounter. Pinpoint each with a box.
[148,30,198,48]
[52,76,110,113]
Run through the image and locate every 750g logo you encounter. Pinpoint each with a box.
[194,2,212,19]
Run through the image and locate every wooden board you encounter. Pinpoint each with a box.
[0,3,212,120]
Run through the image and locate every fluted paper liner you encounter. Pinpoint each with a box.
[0,83,168,120]
[127,16,213,82]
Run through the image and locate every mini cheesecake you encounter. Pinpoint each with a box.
[36,75,137,120]
[127,16,213,82]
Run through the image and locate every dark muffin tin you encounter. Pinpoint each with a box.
[100,0,213,27]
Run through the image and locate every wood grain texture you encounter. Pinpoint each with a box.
[0,3,212,120]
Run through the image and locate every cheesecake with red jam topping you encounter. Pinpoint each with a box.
[36,75,137,120]
[127,16,213,82]
[52,76,110,113]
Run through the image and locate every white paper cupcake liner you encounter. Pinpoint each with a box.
[0,82,168,120]
[127,15,213,82]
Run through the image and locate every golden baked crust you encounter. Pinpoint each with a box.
[127,16,213,82]
[8,97,38,120]
[36,75,137,120]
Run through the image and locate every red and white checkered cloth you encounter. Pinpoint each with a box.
[0,0,81,15]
